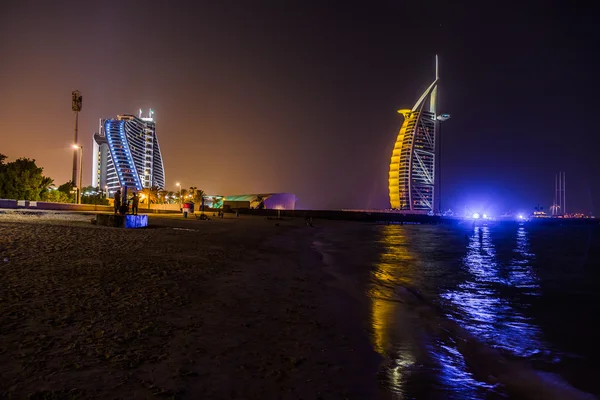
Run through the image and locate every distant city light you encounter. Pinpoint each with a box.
[473,213,480,219]
[483,214,488,219]
[518,214,524,219]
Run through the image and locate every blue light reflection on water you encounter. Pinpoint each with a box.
[441,224,546,357]
[430,342,497,399]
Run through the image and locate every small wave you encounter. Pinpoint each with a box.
[391,284,597,399]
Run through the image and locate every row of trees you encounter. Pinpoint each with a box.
[0,154,53,201]
[38,181,109,205]
[0,153,213,206]
[138,186,206,205]
[0,154,110,204]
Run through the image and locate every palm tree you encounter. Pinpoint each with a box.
[38,176,54,199]
[150,186,160,203]
[158,190,168,204]
[193,189,205,205]
[165,191,175,204]
[179,188,188,203]
[188,186,197,202]
[140,186,159,204]
[139,188,150,204]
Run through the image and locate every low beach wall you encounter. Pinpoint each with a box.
[0,199,180,214]
[236,208,444,224]
[0,199,18,209]
[35,202,113,212]
[148,203,181,212]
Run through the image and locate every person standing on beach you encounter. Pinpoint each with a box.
[114,189,121,214]
[131,192,139,215]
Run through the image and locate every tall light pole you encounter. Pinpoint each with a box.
[73,144,83,204]
[436,113,451,215]
[176,182,181,206]
[71,90,82,188]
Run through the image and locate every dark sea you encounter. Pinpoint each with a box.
[315,221,600,399]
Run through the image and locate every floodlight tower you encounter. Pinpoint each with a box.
[553,171,566,216]
[71,90,83,199]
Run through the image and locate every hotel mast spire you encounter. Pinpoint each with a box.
[430,54,438,115]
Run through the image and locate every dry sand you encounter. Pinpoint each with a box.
[0,212,380,399]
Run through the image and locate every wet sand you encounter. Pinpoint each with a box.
[0,212,380,399]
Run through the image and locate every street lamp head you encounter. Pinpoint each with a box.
[176,182,180,186]
[72,144,79,149]
[72,90,82,112]
[436,113,451,122]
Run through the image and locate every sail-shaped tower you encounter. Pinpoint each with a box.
[389,56,440,212]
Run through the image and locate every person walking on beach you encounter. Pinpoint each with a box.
[114,189,121,214]
[131,192,139,215]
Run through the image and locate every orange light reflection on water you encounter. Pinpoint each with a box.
[370,225,417,394]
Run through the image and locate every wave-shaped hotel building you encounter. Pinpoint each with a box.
[388,56,449,213]
[92,109,165,196]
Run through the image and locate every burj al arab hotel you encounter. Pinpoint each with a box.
[388,56,449,213]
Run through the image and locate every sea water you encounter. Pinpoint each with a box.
[315,221,600,398]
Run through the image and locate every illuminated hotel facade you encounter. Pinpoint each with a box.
[389,56,446,213]
[92,109,165,195]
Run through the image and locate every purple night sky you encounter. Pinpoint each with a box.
[1,1,598,213]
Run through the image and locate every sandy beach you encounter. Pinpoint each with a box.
[0,212,381,399]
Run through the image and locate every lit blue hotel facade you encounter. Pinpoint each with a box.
[92,110,165,196]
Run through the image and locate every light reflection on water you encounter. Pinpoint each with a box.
[441,225,544,357]
[370,226,491,398]
[370,229,417,396]
[370,224,548,397]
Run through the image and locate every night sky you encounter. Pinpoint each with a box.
[1,1,598,213]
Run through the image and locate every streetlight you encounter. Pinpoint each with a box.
[72,144,83,204]
[436,113,451,215]
[176,182,181,206]
[71,90,82,190]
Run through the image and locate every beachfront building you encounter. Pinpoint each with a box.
[92,109,166,196]
[222,193,297,211]
[388,56,442,213]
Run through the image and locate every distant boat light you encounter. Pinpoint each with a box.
[473,213,480,219]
